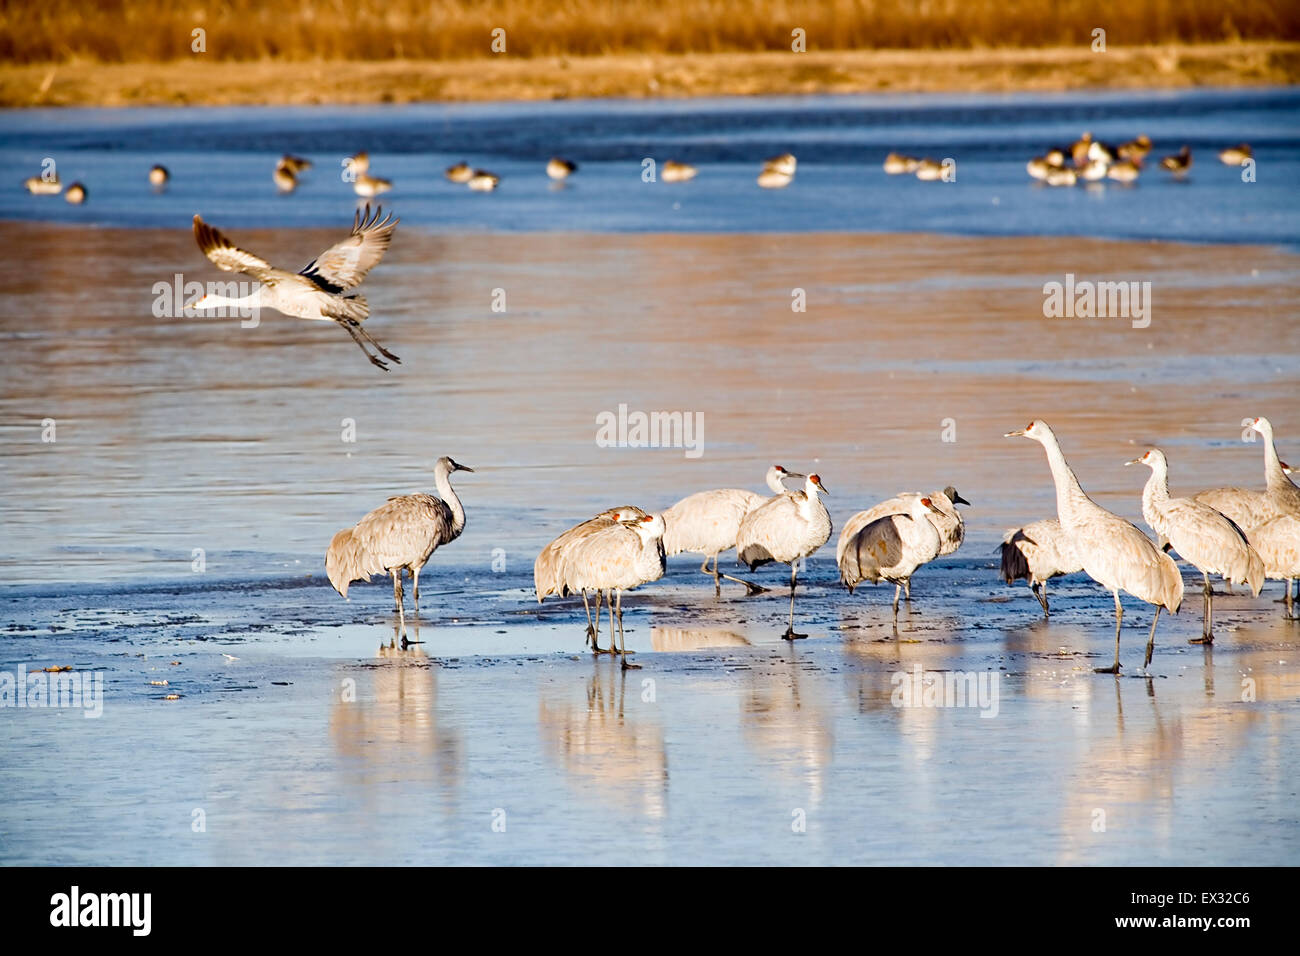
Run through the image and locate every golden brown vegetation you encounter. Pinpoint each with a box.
[3,0,1297,64]
[5,44,1298,107]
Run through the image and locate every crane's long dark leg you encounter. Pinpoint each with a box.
[1286,579,1296,620]
[391,569,406,633]
[348,318,401,364]
[782,564,806,640]
[582,590,597,646]
[1033,580,1050,617]
[714,554,769,595]
[1143,606,1162,671]
[334,317,390,370]
[1096,591,1123,674]
[616,590,639,670]
[1190,572,1213,644]
[892,584,902,619]
[412,564,422,614]
[701,556,720,597]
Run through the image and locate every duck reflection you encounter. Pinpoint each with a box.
[329,621,463,797]
[538,661,667,818]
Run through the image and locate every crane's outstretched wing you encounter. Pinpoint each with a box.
[193,215,276,281]
[299,204,398,293]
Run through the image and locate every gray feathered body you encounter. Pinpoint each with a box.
[534,506,647,601]
[736,482,831,570]
[838,499,943,593]
[999,518,1082,587]
[325,457,468,599]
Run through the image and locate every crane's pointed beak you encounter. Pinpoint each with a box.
[1005,429,1026,438]
[457,464,475,473]
[1124,458,1141,467]
[952,493,971,506]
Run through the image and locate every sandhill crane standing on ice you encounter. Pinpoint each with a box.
[837,486,969,563]
[999,518,1083,616]
[326,457,474,631]
[535,505,648,651]
[1006,421,1183,674]
[191,205,401,369]
[838,494,947,622]
[562,513,667,668]
[662,465,803,596]
[1128,448,1264,642]
[736,474,832,640]
[1194,417,1300,533]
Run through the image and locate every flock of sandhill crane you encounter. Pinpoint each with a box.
[21,131,1289,674]
[322,418,1299,673]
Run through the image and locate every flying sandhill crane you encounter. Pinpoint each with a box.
[1128,448,1264,642]
[837,494,946,621]
[1006,421,1183,674]
[535,505,648,651]
[562,513,667,668]
[661,464,803,596]
[1194,417,1300,532]
[326,457,474,631]
[837,487,968,562]
[191,205,401,370]
[1247,514,1300,619]
[736,474,832,640]
[1000,518,1083,616]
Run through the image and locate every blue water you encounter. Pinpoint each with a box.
[2,87,1298,244]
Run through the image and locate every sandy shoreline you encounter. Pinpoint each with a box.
[4,42,1298,108]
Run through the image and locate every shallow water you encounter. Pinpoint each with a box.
[2,90,1300,865]
[2,562,1298,866]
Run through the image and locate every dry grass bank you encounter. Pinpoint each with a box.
[4,42,1298,107]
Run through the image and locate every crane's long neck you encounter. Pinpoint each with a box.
[1140,460,1169,531]
[1260,426,1296,494]
[1039,432,1090,526]
[434,465,466,538]
[195,291,261,311]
